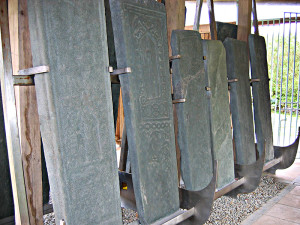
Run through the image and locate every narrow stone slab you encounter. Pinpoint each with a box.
[216,22,238,42]
[223,38,256,165]
[171,30,213,191]
[249,34,274,162]
[110,0,179,224]
[203,40,235,189]
[0,89,14,219]
[28,1,122,224]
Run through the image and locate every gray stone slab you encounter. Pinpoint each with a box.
[249,34,274,162]
[171,30,213,191]
[28,1,122,224]
[203,39,235,189]
[110,0,179,224]
[0,87,14,219]
[216,22,237,42]
[223,38,256,165]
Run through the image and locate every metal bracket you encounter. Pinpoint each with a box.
[228,78,238,83]
[14,65,50,76]
[109,67,132,76]
[169,55,181,62]
[205,86,211,91]
[172,99,186,104]
[249,78,260,84]
[13,65,49,85]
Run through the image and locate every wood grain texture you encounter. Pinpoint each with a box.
[165,0,185,56]
[0,0,30,224]
[8,0,18,75]
[237,0,252,42]
[115,88,124,146]
[15,0,43,224]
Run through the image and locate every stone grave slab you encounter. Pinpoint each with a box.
[27,1,122,224]
[171,30,213,191]
[202,39,235,189]
[216,22,237,42]
[223,38,256,165]
[0,88,14,219]
[110,0,179,224]
[249,34,274,162]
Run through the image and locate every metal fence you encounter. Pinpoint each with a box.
[259,13,300,149]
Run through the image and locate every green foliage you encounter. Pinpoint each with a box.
[266,35,300,110]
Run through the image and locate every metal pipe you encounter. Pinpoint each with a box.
[274,20,281,144]
[283,13,292,144]
[289,13,298,142]
[296,14,300,135]
[270,19,275,95]
[278,15,286,145]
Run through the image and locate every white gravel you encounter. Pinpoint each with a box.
[43,174,286,225]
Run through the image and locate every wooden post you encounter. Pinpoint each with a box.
[17,0,43,224]
[165,0,185,56]
[165,0,185,183]
[0,0,30,224]
[237,0,252,42]
[207,0,217,40]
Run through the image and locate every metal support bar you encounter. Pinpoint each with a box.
[15,65,49,76]
[249,78,260,84]
[228,79,238,83]
[172,99,186,104]
[169,54,181,62]
[109,67,132,76]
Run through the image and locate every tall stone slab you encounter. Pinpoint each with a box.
[203,40,235,189]
[171,30,213,191]
[0,87,14,219]
[223,38,256,165]
[27,1,122,224]
[249,34,274,162]
[110,0,180,224]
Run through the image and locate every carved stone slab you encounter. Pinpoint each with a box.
[223,38,256,165]
[28,1,122,224]
[249,34,274,162]
[0,90,14,219]
[203,40,235,189]
[171,30,213,191]
[216,22,237,42]
[110,0,179,224]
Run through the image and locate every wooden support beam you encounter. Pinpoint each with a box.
[237,0,252,42]
[0,0,30,224]
[16,0,43,224]
[207,0,217,40]
[165,0,185,56]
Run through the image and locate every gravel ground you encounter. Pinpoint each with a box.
[43,174,287,225]
[205,175,287,225]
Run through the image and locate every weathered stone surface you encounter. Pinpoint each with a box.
[110,0,179,224]
[28,1,122,224]
[171,30,213,191]
[104,0,119,84]
[0,87,14,219]
[223,38,256,165]
[249,34,274,162]
[216,22,237,42]
[203,40,235,189]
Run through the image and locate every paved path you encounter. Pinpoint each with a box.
[242,159,300,225]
